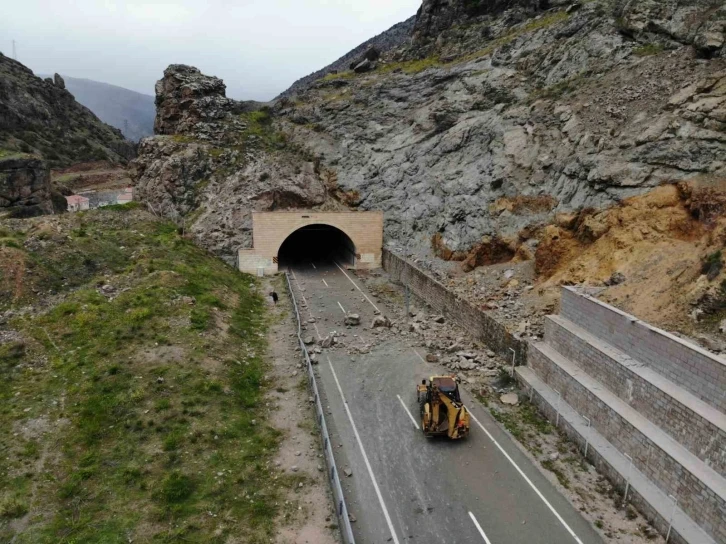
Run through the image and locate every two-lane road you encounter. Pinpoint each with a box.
[290,261,602,544]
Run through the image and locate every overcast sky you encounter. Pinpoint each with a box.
[2,0,420,101]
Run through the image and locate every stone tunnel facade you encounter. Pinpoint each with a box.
[237,211,384,275]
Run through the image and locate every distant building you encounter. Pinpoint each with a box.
[66,194,90,212]
[116,187,134,205]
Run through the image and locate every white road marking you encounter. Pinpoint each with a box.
[469,512,493,544]
[337,301,346,315]
[291,270,322,340]
[397,395,420,430]
[333,260,381,314]
[468,412,584,544]
[311,262,316,269]
[412,348,426,364]
[327,356,401,544]
[322,279,329,287]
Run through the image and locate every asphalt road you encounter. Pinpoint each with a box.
[289,261,603,544]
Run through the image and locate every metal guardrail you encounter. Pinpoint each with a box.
[284,272,356,544]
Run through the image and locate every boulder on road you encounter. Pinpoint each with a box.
[371,315,392,328]
[500,392,519,406]
[344,313,361,326]
[303,335,315,345]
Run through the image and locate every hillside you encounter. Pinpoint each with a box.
[0,205,296,542]
[40,75,155,142]
[277,15,416,99]
[133,0,726,340]
[0,53,135,168]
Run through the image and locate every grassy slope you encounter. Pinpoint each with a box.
[0,205,294,543]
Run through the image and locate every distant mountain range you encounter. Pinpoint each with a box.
[40,74,155,141]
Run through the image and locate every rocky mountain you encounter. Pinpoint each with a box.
[0,53,136,168]
[134,0,726,266]
[40,75,155,141]
[134,65,345,259]
[277,16,416,99]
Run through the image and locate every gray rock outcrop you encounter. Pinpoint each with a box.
[0,154,65,218]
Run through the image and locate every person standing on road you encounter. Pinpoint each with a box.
[270,291,279,305]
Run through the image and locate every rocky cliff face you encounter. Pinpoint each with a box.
[134,66,343,260]
[0,153,65,218]
[277,0,726,259]
[0,53,136,168]
[135,0,726,265]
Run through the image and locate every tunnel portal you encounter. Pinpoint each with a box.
[277,224,356,268]
[237,211,383,275]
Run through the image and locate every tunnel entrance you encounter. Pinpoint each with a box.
[277,224,356,268]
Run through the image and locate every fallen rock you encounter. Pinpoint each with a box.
[720,319,726,334]
[303,335,315,345]
[371,315,392,328]
[425,353,439,363]
[500,392,519,406]
[344,313,361,326]
[320,335,336,348]
[433,315,445,324]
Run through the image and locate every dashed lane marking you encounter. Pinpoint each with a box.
[327,356,401,544]
[469,512,493,544]
[337,301,346,315]
[468,412,584,544]
[412,348,426,364]
[322,279,329,287]
[397,395,420,430]
[333,260,381,314]
[311,262,316,269]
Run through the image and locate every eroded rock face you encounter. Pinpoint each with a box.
[154,64,242,137]
[0,53,135,168]
[0,155,63,218]
[278,0,726,259]
[134,65,337,260]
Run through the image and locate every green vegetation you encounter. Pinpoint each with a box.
[633,43,665,57]
[239,109,288,150]
[0,207,289,543]
[319,70,357,82]
[489,401,553,446]
[454,10,570,66]
[541,459,571,489]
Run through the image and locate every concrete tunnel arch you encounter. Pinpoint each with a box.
[237,211,384,275]
[277,223,357,268]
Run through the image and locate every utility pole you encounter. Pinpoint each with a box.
[12,40,17,60]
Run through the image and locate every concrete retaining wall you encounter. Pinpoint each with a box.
[545,316,726,475]
[382,249,527,364]
[560,287,726,412]
[529,345,726,543]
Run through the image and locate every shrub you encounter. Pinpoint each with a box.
[0,497,29,519]
[160,471,194,504]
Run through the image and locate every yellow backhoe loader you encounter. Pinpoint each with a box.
[417,376,470,439]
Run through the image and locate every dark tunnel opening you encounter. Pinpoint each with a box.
[277,224,356,268]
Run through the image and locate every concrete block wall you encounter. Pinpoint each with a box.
[529,346,726,543]
[524,378,692,544]
[560,287,726,412]
[382,249,527,363]
[545,316,726,475]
